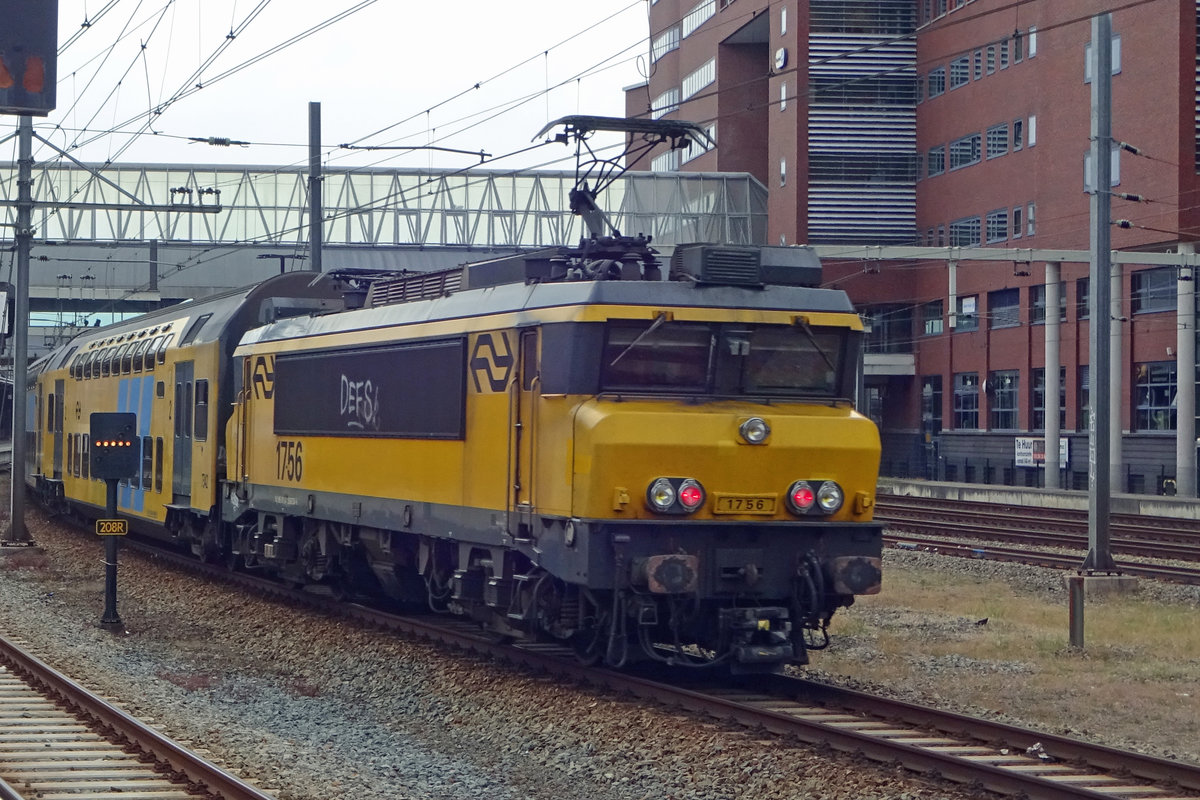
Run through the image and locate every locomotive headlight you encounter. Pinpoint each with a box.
[816,481,844,513]
[677,479,705,512]
[786,480,815,514]
[739,417,770,444]
[648,478,677,511]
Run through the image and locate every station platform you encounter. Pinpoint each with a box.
[877,477,1200,520]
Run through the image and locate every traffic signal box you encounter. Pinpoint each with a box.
[90,412,138,480]
[0,1,59,116]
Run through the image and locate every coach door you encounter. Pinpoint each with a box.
[511,330,539,535]
[50,379,64,479]
[172,361,194,499]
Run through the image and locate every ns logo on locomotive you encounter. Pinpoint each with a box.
[26,117,882,672]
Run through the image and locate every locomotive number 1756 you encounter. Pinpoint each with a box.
[276,440,303,481]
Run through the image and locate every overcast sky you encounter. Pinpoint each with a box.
[3,0,649,172]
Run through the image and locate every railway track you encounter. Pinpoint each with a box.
[877,494,1200,582]
[0,631,277,800]
[121,536,1200,800]
[885,534,1200,583]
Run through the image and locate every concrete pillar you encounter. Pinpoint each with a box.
[1177,244,1196,497]
[1045,262,1061,488]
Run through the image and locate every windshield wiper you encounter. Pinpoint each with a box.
[796,318,836,373]
[609,312,668,367]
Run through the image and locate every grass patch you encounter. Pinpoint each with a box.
[816,563,1200,759]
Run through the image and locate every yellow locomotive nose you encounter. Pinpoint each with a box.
[571,398,880,523]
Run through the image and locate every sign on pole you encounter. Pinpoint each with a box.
[1015,436,1070,468]
[0,0,59,116]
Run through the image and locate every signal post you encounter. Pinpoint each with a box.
[90,413,137,631]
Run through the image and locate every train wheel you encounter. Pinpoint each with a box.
[572,625,605,666]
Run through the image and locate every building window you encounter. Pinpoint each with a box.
[1076,277,1090,320]
[680,123,716,164]
[780,158,786,187]
[985,208,1008,243]
[1014,30,1025,62]
[986,123,1008,159]
[973,49,982,79]
[956,294,978,331]
[999,38,1010,69]
[949,133,981,169]
[780,81,787,111]
[989,287,1019,328]
[1032,367,1067,430]
[652,88,680,119]
[1012,118,1024,150]
[1030,282,1066,324]
[682,0,716,37]
[986,44,996,74]
[923,299,944,335]
[1131,267,1176,313]
[950,56,969,88]
[1026,203,1036,235]
[949,216,981,247]
[1028,27,1037,57]
[651,150,679,172]
[953,372,980,429]
[937,224,946,246]
[1027,115,1037,146]
[864,305,914,354]
[682,58,716,100]
[922,376,943,434]
[652,26,681,62]
[1012,206,1023,239]
[780,6,787,35]
[928,66,946,98]
[989,370,1019,430]
[927,145,945,176]
[1134,361,1177,431]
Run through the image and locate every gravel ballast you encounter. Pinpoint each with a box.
[2,510,978,800]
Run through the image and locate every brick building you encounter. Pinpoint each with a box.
[627,0,1200,495]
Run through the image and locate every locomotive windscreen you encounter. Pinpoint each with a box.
[272,338,467,438]
[601,320,849,398]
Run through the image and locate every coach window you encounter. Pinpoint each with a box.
[132,339,150,372]
[145,336,164,370]
[113,344,129,374]
[156,335,171,365]
[181,314,212,346]
[82,439,89,480]
[100,347,113,376]
[194,379,209,440]
[142,436,153,489]
[121,342,136,373]
[154,438,163,492]
[46,394,55,434]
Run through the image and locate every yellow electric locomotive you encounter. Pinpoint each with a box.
[226,243,882,670]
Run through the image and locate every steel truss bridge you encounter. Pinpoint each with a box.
[1,163,766,250]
